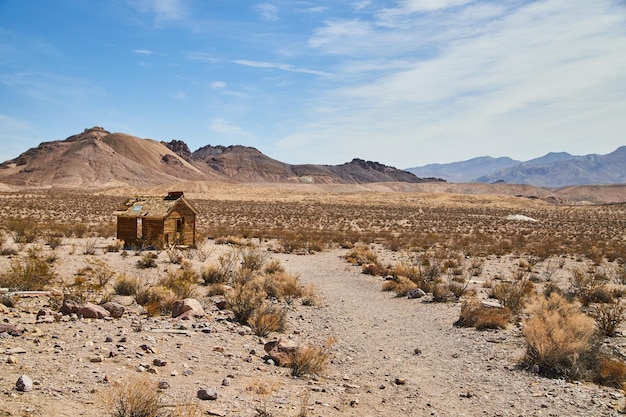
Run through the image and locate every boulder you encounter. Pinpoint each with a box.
[60,300,81,315]
[407,288,426,299]
[16,375,33,392]
[77,303,110,319]
[102,302,125,318]
[197,388,218,400]
[0,323,24,336]
[264,339,299,367]
[172,298,204,320]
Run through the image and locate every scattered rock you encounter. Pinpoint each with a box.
[153,358,167,367]
[60,300,81,315]
[172,298,204,320]
[0,323,24,336]
[197,388,218,400]
[394,378,407,385]
[77,303,110,319]
[140,344,158,354]
[158,380,170,389]
[215,299,228,310]
[16,375,33,392]
[36,308,61,323]
[264,339,299,367]
[102,302,125,319]
[89,355,104,363]
[407,288,426,299]
[221,378,231,386]
[7,356,18,364]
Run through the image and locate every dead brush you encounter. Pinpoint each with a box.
[597,357,626,388]
[249,304,287,337]
[454,297,512,330]
[158,267,199,299]
[0,255,56,291]
[227,277,267,324]
[489,272,535,315]
[344,245,379,266]
[114,274,142,296]
[591,300,625,336]
[136,252,158,269]
[135,285,177,317]
[104,374,163,417]
[521,293,601,380]
[263,259,285,275]
[241,247,269,272]
[382,276,417,297]
[291,338,335,377]
[569,267,613,306]
[263,271,303,300]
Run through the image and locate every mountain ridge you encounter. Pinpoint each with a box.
[0,127,437,188]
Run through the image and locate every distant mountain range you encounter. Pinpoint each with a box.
[406,147,626,187]
[0,127,441,188]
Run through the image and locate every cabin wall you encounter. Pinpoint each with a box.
[163,201,196,247]
[143,218,164,248]
[117,217,138,246]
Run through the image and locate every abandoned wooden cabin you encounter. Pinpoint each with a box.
[114,191,198,248]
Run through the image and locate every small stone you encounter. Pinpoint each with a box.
[147,368,157,374]
[170,370,178,376]
[158,380,170,389]
[7,356,18,364]
[153,358,167,367]
[89,355,104,363]
[102,302,125,319]
[105,336,113,343]
[414,348,422,355]
[197,388,218,400]
[221,378,231,386]
[16,375,33,392]
[394,378,407,385]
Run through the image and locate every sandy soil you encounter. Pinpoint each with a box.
[1,238,624,417]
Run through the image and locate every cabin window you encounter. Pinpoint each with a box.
[176,218,184,232]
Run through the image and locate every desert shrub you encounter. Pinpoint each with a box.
[249,304,287,336]
[291,340,334,377]
[159,267,199,299]
[382,276,417,297]
[591,301,625,336]
[136,252,158,269]
[263,259,285,275]
[0,255,55,290]
[105,375,163,417]
[241,247,268,272]
[432,281,451,302]
[227,278,267,324]
[114,274,141,296]
[263,271,303,300]
[6,218,38,244]
[83,238,99,255]
[300,284,319,306]
[83,259,116,292]
[344,245,379,266]
[201,264,226,285]
[362,262,390,276]
[521,293,601,380]
[45,233,63,249]
[570,267,612,306]
[489,272,535,314]
[597,357,626,388]
[135,286,177,316]
[454,298,512,330]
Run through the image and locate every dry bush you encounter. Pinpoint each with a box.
[569,267,612,306]
[344,245,379,266]
[454,298,512,330]
[0,255,55,291]
[597,357,626,388]
[300,284,319,306]
[201,264,226,285]
[382,276,417,297]
[83,259,116,292]
[591,301,626,336]
[104,375,163,417]
[135,286,177,317]
[263,271,303,300]
[263,259,285,275]
[114,274,141,296]
[159,267,199,299]
[249,304,287,336]
[489,272,535,314]
[45,233,63,250]
[291,339,334,377]
[241,247,269,272]
[6,218,38,244]
[106,239,124,253]
[83,238,99,255]
[227,278,267,324]
[136,252,158,269]
[521,293,601,380]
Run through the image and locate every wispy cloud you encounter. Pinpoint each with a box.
[211,81,226,89]
[210,118,247,136]
[129,0,187,23]
[186,51,219,64]
[232,59,328,76]
[133,49,154,55]
[255,3,279,21]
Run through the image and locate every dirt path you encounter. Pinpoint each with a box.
[279,249,621,417]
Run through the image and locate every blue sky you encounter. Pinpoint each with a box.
[1,0,625,168]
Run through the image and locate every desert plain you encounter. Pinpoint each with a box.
[0,182,626,417]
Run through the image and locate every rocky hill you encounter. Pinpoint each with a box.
[406,146,626,186]
[0,127,434,188]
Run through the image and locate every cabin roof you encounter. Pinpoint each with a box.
[113,193,198,218]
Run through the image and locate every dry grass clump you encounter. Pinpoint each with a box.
[227,278,268,324]
[104,375,163,417]
[158,266,199,299]
[249,304,287,337]
[0,255,56,291]
[382,276,417,297]
[591,301,626,336]
[569,267,613,306]
[454,298,512,330]
[135,285,177,317]
[291,339,335,377]
[136,252,158,269]
[264,258,285,274]
[263,271,303,300]
[489,272,535,314]
[521,293,601,380]
[344,245,379,266]
[114,274,142,296]
[597,357,626,388]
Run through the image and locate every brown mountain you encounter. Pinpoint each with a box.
[0,127,434,188]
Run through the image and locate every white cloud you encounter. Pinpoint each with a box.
[255,3,279,21]
[133,49,154,55]
[210,118,247,136]
[232,59,328,76]
[130,0,187,23]
[211,81,226,89]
